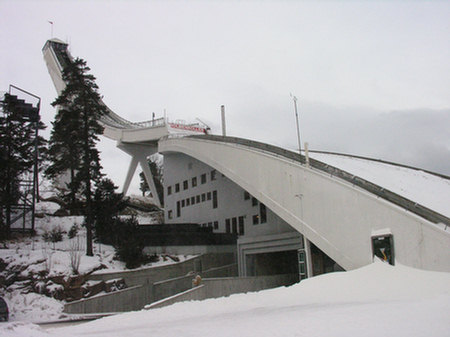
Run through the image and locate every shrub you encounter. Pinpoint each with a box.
[112,217,147,269]
[43,226,63,244]
[68,224,79,239]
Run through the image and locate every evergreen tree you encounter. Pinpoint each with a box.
[92,178,128,244]
[46,58,107,256]
[0,93,46,238]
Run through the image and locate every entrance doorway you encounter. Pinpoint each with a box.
[372,234,395,265]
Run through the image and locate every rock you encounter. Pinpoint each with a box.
[82,280,105,298]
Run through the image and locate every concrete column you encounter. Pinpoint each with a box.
[117,142,161,207]
[123,156,139,195]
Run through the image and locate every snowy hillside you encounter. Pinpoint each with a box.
[0,203,191,322]
[2,260,449,337]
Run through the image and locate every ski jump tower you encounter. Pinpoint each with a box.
[42,38,208,207]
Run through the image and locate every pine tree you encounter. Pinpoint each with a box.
[46,57,107,256]
[0,93,46,238]
[92,178,128,244]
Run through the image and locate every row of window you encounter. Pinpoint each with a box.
[202,221,219,230]
[225,216,245,235]
[167,170,217,196]
[169,190,218,218]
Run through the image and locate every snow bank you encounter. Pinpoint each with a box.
[2,261,448,337]
[310,153,450,218]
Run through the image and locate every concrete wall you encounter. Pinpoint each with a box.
[64,257,237,314]
[88,253,235,287]
[159,137,450,272]
[146,274,298,310]
[64,285,150,314]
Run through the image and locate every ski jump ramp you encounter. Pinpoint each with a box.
[43,39,450,273]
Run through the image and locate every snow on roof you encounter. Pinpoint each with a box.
[309,152,450,218]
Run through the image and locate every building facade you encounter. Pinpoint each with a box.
[163,152,317,278]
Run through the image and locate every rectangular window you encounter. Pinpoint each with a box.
[167,186,172,196]
[253,214,259,225]
[207,192,212,200]
[181,199,185,207]
[192,177,197,187]
[244,191,250,200]
[252,197,258,206]
[191,196,195,205]
[260,203,267,223]
[201,173,207,184]
[238,216,245,235]
[176,201,181,217]
[232,217,237,234]
[213,221,219,230]
[175,183,180,193]
[201,193,206,202]
[196,195,200,203]
[168,210,173,219]
[225,219,231,233]
[186,198,190,206]
[183,180,188,190]
[212,190,218,209]
[211,169,217,181]
[208,222,212,228]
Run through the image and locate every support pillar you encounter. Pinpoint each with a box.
[117,142,161,207]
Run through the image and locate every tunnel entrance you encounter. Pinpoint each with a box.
[245,250,299,280]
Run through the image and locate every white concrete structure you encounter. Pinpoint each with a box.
[42,39,208,207]
[43,39,450,277]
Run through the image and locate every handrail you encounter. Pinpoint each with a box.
[186,135,450,227]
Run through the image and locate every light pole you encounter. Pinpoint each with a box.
[291,94,301,154]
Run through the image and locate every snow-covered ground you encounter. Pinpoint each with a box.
[309,152,450,218]
[0,203,193,322]
[1,260,449,337]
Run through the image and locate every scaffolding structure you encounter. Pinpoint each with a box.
[0,85,41,235]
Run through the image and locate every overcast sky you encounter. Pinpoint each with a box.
[1,1,449,193]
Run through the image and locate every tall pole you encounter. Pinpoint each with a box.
[292,94,301,153]
[221,105,226,137]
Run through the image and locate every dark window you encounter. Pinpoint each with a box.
[260,203,267,223]
[192,177,197,187]
[181,199,185,207]
[225,219,231,233]
[186,198,190,206]
[168,210,173,219]
[176,201,181,217]
[238,216,245,235]
[207,192,212,200]
[183,180,188,190]
[191,196,195,205]
[167,186,172,196]
[211,170,217,181]
[212,190,218,209]
[253,214,259,225]
[175,183,180,193]
[201,193,206,202]
[214,221,219,230]
[252,197,258,206]
[208,222,212,228]
[196,195,200,203]
[244,191,250,200]
[232,217,237,234]
[201,173,207,184]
